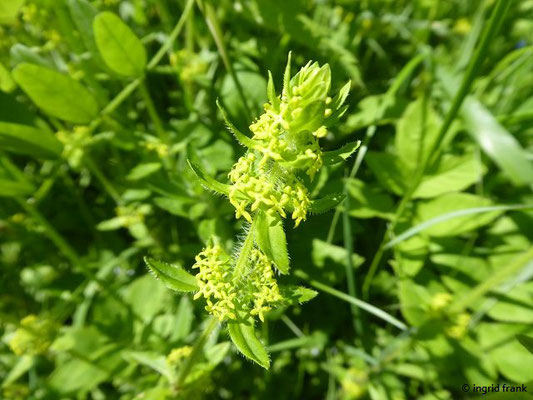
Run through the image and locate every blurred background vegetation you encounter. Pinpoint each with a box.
[1,0,533,399]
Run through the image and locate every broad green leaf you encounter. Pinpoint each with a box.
[279,285,318,304]
[198,139,234,174]
[478,323,533,382]
[12,63,99,124]
[0,121,63,159]
[398,279,430,326]
[413,154,483,199]
[126,162,162,180]
[93,12,146,77]
[345,178,394,219]
[461,98,533,186]
[205,341,231,367]
[254,211,289,274]
[395,98,441,172]
[123,351,171,379]
[414,193,502,237]
[68,0,103,65]
[220,70,267,125]
[0,178,34,198]
[49,358,109,393]
[2,355,35,387]
[311,239,364,269]
[488,282,533,324]
[0,0,24,25]
[517,335,533,355]
[0,62,15,92]
[365,152,406,195]
[10,44,52,68]
[432,254,491,296]
[0,92,37,125]
[309,193,345,214]
[187,159,230,196]
[123,274,169,322]
[153,196,195,218]
[144,257,198,292]
[322,141,360,165]
[227,321,270,369]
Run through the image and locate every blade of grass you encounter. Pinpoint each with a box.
[197,0,252,121]
[450,247,533,314]
[384,204,533,249]
[295,270,407,331]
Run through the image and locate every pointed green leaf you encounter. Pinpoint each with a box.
[144,257,198,292]
[216,99,258,149]
[279,285,318,305]
[227,321,270,369]
[187,159,230,196]
[322,141,360,165]
[12,63,99,124]
[395,98,441,172]
[68,0,104,66]
[365,152,407,195]
[0,178,35,198]
[0,121,63,159]
[462,98,533,186]
[309,193,345,214]
[0,0,25,25]
[331,80,351,111]
[516,335,533,356]
[254,211,289,274]
[267,70,280,110]
[282,51,292,99]
[93,12,146,77]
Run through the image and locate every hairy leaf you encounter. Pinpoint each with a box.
[254,211,289,274]
[144,257,198,292]
[227,321,270,369]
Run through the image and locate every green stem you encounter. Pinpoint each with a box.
[198,0,252,121]
[295,270,407,331]
[232,219,256,281]
[84,155,123,205]
[342,178,363,338]
[175,316,218,389]
[148,0,195,70]
[138,80,167,140]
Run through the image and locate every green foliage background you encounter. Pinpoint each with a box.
[1,0,533,399]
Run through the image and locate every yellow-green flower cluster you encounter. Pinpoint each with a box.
[192,244,281,322]
[228,153,310,226]
[226,58,342,227]
[8,315,56,356]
